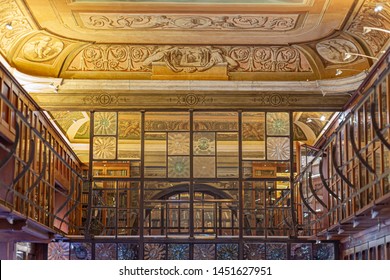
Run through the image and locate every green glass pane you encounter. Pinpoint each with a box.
[94,112,117,135]
[168,156,190,178]
[266,112,289,136]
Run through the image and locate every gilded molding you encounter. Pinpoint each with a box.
[79,13,298,31]
[347,0,390,55]
[67,45,312,73]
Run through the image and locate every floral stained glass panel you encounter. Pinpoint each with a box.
[266,243,287,260]
[244,243,265,260]
[266,112,289,136]
[193,132,215,155]
[95,243,116,260]
[94,112,117,135]
[291,243,312,260]
[144,243,166,260]
[168,132,190,155]
[93,136,116,159]
[313,243,335,260]
[168,244,190,260]
[216,244,238,260]
[168,156,190,178]
[70,243,92,260]
[267,137,290,160]
[118,244,139,260]
[48,242,69,260]
[193,156,215,178]
[193,244,215,260]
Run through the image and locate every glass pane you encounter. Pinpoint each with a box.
[93,136,117,159]
[266,243,287,260]
[168,132,190,155]
[194,132,215,155]
[118,244,139,260]
[194,112,238,131]
[48,242,69,260]
[291,243,312,260]
[118,112,141,159]
[95,243,116,260]
[145,112,189,131]
[242,112,265,160]
[266,112,289,136]
[144,243,166,260]
[94,112,117,135]
[168,244,190,260]
[267,137,290,160]
[194,156,215,178]
[244,243,265,260]
[168,156,190,178]
[216,244,238,260]
[144,133,166,177]
[313,243,335,260]
[193,244,215,260]
[70,243,92,260]
[217,132,238,178]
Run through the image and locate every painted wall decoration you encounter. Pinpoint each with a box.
[67,45,311,73]
[80,13,298,31]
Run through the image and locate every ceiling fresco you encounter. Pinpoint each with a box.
[1,0,388,82]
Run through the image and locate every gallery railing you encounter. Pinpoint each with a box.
[0,63,84,236]
[294,51,390,236]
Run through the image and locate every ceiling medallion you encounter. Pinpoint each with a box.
[316,38,359,64]
[23,35,64,62]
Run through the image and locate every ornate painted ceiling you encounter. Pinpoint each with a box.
[0,0,388,82]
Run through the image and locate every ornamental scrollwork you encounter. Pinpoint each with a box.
[347,0,390,55]
[80,14,298,31]
[68,45,311,73]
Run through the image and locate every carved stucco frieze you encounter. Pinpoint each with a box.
[316,38,359,64]
[347,0,390,55]
[0,0,33,53]
[80,13,298,31]
[68,45,312,73]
